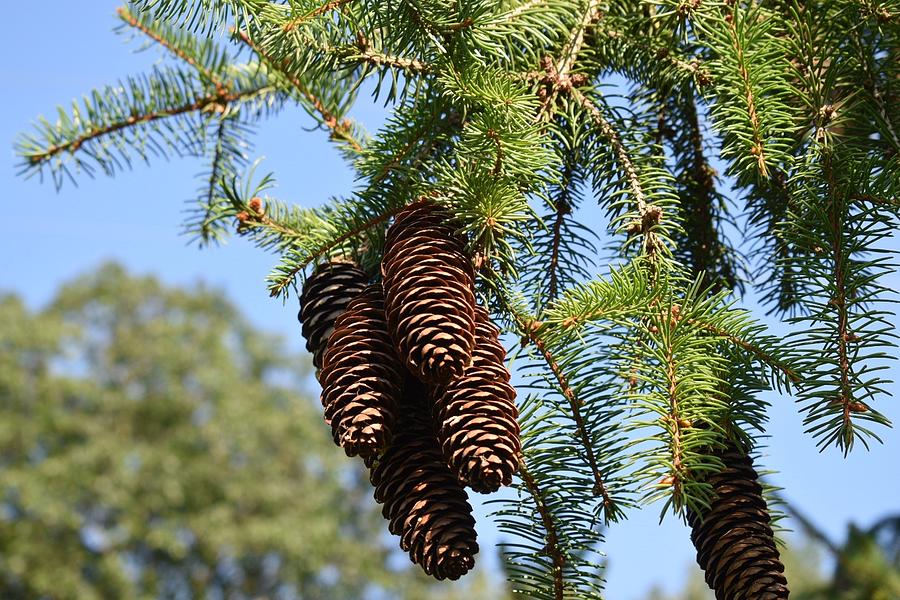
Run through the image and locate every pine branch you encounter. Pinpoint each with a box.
[233,29,364,152]
[352,45,430,75]
[571,87,667,258]
[516,456,566,600]
[504,300,616,512]
[688,318,799,385]
[265,202,407,298]
[18,73,273,187]
[282,0,353,32]
[724,6,769,178]
[546,166,573,303]
[117,6,226,90]
[184,115,253,245]
[534,0,603,123]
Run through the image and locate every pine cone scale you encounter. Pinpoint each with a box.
[382,201,477,384]
[319,285,403,458]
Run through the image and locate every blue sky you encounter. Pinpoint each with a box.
[2,3,898,598]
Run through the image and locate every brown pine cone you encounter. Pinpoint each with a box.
[299,260,369,371]
[368,383,479,580]
[319,285,403,458]
[433,306,520,493]
[381,201,476,385]
[687,442,790,599]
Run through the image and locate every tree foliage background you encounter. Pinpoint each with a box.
[0,264,501,600]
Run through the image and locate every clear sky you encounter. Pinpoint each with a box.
[2,3,898,599]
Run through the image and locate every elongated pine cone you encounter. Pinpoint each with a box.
[368,383,479,580]
[319,285,403,458]
[433,307,520,493]
[687,443,789,599]
[299,260,369,370]
[382,201,476,385]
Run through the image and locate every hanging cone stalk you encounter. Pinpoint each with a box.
[319,284,403,458]
[299,260,369,371]
[687,442,790,600]
[381,200,476,385]
[432,306,520,493]
[368,382,479,580]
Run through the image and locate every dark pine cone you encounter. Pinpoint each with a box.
[432,306,520,493]
[381,201,476,385]
[687,442,790,600]
[319,284,403,459]
[299,260,369,371]
[368,383,479,580]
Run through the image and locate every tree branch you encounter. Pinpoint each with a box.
[688,318,800,383]
[517,455,566,600]
[117,7,226,91]
[282,0,354,32]
[266,203,410,298]
[233,30,364,153]
[724,7,769,178]
[25,88,264,166]
[506,302,616,510]
[534,0,603,123]
[571,87,663,258]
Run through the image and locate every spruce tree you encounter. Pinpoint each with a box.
[15,1,899,597]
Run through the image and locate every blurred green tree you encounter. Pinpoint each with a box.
[0,263,503,600]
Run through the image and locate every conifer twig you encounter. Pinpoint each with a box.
[517,456,566,600]
[266,203,409,298]
[117,7,225,91]
[282,0,354,32]
[571,87,663,257]
[25,88,266,165]
[724,8,769,178]
[687,318,799,383]
[824,153,857,443]
[353,45,430,75]
[506,303,615,509]
[535,0,603,122]
[663,335,686,501]
[547,161,575,303]
[233,30,364,153]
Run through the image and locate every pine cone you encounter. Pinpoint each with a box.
[433,306,520,493]
[299,260,369,371]
[381,201,476,385]
[687,443,790,599]
[319,285,403,458]
[368,383,479,580]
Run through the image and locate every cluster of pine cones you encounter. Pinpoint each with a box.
[298,200,521,580]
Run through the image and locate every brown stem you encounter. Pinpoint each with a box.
[725,7,769,178]
[234,30,363,153]
[680,92,726,290]
[663,336,685,501]
[26,89,264,165]
[823,153,855,446]
[355,48,430,74]
[282,0,354,32]
[508,305,615,509]
[518,455,566,600]
[571,88,662,258]
[535,0,603,123]
[117,7,226,91]
[547,160,575,303]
